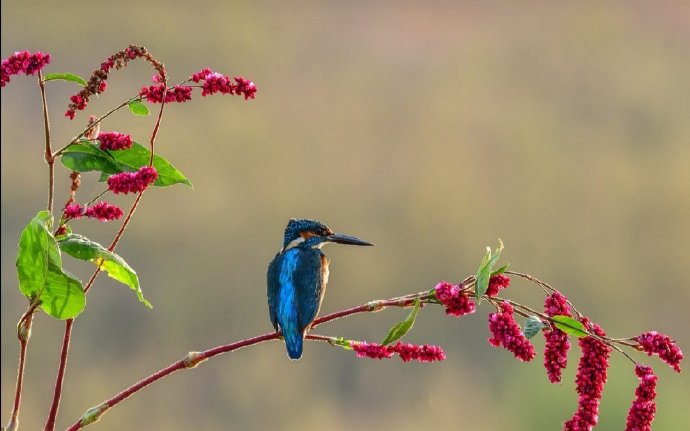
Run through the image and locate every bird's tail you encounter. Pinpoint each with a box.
[284,328,303,360]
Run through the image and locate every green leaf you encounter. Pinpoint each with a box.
[59,234,150,308]
[16,211,85,319]
[551,315,588,338]
[60,142,121,174]
[523,316,545,339]
[40,264,86,319]
[332,337,353,350]
[381,299,421,346]
[491,264,510,276]
[16,211,59,299]
[475,239,504,302]
[102,142,191,187]
[128,100,150,116]
[43,72,87,86]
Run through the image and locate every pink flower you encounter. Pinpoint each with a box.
[637,331,683,373]
[97,132,132,151]
[1,50,51,87]
[389,342,446,362]
[563,319,611,431]
[543,292,572,383]
[434,281,476,316]
[352,342,394,359]
[63,203,83,219]
[351,341,445,362]
[486,274,510,297]
[84,202,123,222]
[487,301,536,362]
[624,365,657,431]
[140,84,193,103]
[191,68,213,82]
[107,166,158,194]
[190,68,257,99]
[201,72,236,96]
[234,76,257,100]
[67,45,158,120]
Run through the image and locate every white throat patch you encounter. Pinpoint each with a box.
[282,236,305,252]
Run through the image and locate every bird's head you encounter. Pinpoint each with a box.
[281,218,374,252]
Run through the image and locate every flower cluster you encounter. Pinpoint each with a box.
[107,166,158,194]
[351,341,445,363]
[140,84,193,104]
[66,45,164,120]
[487,301,536,361]
[625,365,657,431]
[637,331,683,373]
[434,281,475,316]
[97,132,132,151]
[62,202,123,222]
[543,292,572,383]
[486,274,510,297]
[1,50,51,87]
[563,319,611,431]
[191,68,257,99]
[84,201,124,222]
[63,203,83,220]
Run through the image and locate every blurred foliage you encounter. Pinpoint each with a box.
[2,1,689,429]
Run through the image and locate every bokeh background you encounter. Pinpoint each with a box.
[2,1,689,430]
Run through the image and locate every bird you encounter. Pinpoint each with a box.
[267,218,373,360]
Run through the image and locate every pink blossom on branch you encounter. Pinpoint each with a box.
[352,342,394,359]
[191,68,257,99]
[97,132,132,151]
[487,301,536,362]
[434,281,476,316]
[63,203,83,220]
[625,365,657,431]
[389,341,446,362]
[1,50,51,87]
[84,202,123,222]
[66,45,165,120]
[543,291,572,383]
[351,341,445,362]
[636,331,683,373]
[486,274,510,297]
[107,166,158,194]
[140,84,193,104]
[563,319,611,431]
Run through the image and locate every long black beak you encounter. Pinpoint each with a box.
[326,233,374,246]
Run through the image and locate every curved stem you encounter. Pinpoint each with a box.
[64,290,434,430]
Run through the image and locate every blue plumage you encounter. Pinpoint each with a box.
[267,219,373,360]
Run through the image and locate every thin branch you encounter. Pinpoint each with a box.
[44,167,147,430]
[54,96,141,157]
[4,301,40,431]
[38,71,54,213]
[43,319,74,431]
[63,290,435,429]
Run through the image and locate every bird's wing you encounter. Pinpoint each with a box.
[294,249,326,334]
[267,253,282,331]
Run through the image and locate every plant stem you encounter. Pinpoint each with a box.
[43,319,73,431]
[38,71,54,213]
[63,290,435,429]
[5,301,40,431]
[43,188,145,430]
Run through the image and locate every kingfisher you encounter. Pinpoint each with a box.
[267,219,373,360]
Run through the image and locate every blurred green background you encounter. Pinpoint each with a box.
[2,1,689,430]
